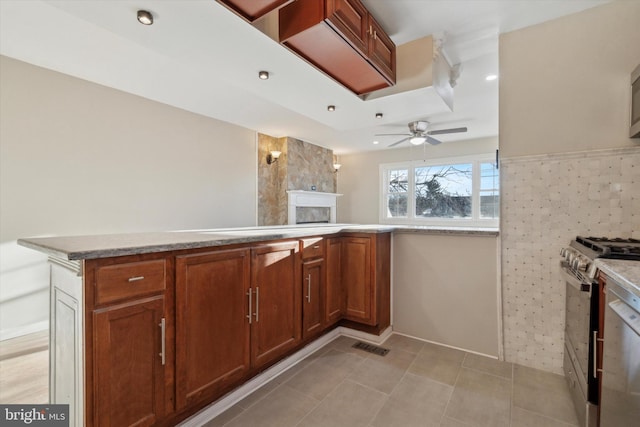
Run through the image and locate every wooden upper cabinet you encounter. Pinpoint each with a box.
[216,0,294,22]
[368,14,396,83]
[326,0,368,53]
[279,0,396,95]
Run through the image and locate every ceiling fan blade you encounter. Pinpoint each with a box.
[389,137,411,147]
[427,126,468,136]
[426,136,442,145]
[375,133,411,136]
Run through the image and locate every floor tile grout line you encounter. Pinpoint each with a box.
[512,405,580,427]
[437,352,466,426]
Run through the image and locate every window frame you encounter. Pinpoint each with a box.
[379,154,499,227]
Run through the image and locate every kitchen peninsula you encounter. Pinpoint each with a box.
[18,224,393,427]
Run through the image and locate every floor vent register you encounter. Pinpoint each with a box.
[352,341,390,357]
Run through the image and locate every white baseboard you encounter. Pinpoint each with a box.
[179,326,391,427]
[0,320,49,341]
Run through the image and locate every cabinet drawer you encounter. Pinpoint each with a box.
[95,259,166,305]
[301,238,324,260]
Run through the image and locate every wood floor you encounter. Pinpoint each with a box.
[0,330,49,403]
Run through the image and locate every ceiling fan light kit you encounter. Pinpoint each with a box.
[377,121,468,148]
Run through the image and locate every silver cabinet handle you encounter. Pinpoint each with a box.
[313,245,320,249]
[128,276,144,282]
[254,287,259,322]
[159,318,166,366]
[247,287,252,324]
[307,274,311,303]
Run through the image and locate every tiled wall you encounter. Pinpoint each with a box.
[258,134,336,225]
[500,147,640,374]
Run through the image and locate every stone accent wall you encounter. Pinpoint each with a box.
[286,137,336,193]
[257,134,287,226]
[500,147,640,374]
[258,134,336,225]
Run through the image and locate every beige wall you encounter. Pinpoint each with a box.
[499,1,640,373]
[499,1,640,158]
[393,233,500,357]
[336,136,498,223]
[0,56,257,337]
[337,137,500,355]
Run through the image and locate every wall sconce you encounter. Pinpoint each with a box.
[266,150,281,165]
[333,162,342,173]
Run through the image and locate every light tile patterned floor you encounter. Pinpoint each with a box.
[205,335,579,427]
[0,332,580,427]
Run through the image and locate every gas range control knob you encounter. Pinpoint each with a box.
[574,256,588,271]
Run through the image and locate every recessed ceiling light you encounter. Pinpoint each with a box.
[373,140,379,145]
[137,10,153,25]
[375,113,383,119]
[485,74,498,81]
[327,105,336,112]
[258,71,269,80]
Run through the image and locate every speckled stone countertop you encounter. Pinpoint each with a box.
[18,224,395,261]
[393,225,499,236]
[595,259,640,298]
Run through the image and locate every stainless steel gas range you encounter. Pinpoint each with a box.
[560,237,640,427]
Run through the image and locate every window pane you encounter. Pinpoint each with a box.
[480,191,500,219]
[480,162,499,190]
[415,164,472,218]
[480,162,499,219]
[387,194,408,217]
[388,169,408,193]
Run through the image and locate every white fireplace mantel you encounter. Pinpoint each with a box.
[287,190,342,224]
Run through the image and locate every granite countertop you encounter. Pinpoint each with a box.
[595,258,640,297]
[17,224,395,261]
[393,225,499,236]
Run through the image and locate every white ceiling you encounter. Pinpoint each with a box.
[0,0,610,154]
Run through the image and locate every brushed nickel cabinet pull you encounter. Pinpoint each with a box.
[373,30,377,40]
[159,318,166,366]
[247,288,252,324]
[313,245,320,249]
[128,276,144,282]
[306,274,311,303]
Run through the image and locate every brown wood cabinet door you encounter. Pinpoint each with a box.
[251,241,301,368]
[175,249,251,409]
[326,0,368,53]
[93,296,165,427]
[325,237,344,325]
[302,258,324,339]
[367,14,396,84]
[342,236,373,324]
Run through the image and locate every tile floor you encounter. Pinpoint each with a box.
[204,335,579,427]
[0,332,580,427]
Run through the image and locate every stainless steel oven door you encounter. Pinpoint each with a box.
[600,279,640,427]
[562,262,592,382]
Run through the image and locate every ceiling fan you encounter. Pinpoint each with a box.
[377,121,468,147]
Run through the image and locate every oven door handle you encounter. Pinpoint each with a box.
[560,262,591,292]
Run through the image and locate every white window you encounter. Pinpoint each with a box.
[380,154,499,227]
